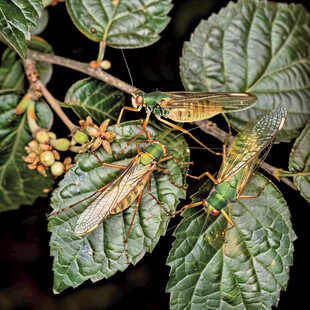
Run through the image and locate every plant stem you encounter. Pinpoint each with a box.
[23,58,77,133]
[37,80,77,133]
[27,49,134,94]
[26,50,297,190]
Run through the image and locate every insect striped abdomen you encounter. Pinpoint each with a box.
[166,102,223,122]
[110,177,149,214]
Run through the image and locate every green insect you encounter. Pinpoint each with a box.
[49,140,189,261]
[117,90,257,155]
[174,107,287,239]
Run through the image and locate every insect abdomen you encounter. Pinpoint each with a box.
[110,179,148,214]
[166,103,223,122]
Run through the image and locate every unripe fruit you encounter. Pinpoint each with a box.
[40,151,55,166]
[36,130,50,143]
[50,138,71,151]
[74,131,90,144]
[100,59,111,70]
[48,131,57,139]
[51,161,65,176]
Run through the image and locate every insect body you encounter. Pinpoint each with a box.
[117,90,257,155]
[175,107,287,238]
[75,140,183,236]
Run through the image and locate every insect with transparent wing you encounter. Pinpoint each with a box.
[117,90,257,156]
[173,107,287,240]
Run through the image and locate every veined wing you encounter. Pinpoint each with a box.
[161,91,257,112]
[236,143,272,196]
[75,155,154,235]
[217,107,287,183]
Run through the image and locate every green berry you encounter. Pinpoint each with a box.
[48,131,57,139]
[50,138,71,151]
[40,151,55,166]
[36,130,50,143]
[74,131,90,144]
[100,60,111,70]
[51,162,65,176]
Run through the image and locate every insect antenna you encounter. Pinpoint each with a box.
[120,48,136,93]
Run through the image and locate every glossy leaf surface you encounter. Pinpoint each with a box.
[167,174,296,310]
[49,120,190,293]
[181,0,310,141]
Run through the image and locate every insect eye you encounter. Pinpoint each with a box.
[136,95,144,106]
[210,209,220,216]
[202,199,208,207]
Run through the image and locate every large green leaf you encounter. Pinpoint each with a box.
[167,173,296,310]
[288,122,310,202]
[0,92,54,211]
[64,78,125,124]
[0,0,43,58]
[0,38,53,92]
[181,0,310,141]
[66,0,172,48]
[48,120,190,293]
[0,48,25,92]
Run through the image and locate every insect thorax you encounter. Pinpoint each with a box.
[141,143,165,165]
[206,188,228,212]
[141,91,170,117]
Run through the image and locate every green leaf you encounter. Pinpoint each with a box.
[0,0,43,58]
[0,92,54,212]
[66,0,173,48]
[64,78,125,124]
[288,121,310,202]
[48,120,190,293]
[181,0,310,141]
[167,173,296,310]
[0,48,25,92]
[31,9,48,36]
[0,38,53,92]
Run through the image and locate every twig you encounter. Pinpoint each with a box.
[26,50,297,190]
[23,58,78,133]
[27,49,134,94]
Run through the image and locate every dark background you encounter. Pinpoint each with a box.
[0,0,309,309]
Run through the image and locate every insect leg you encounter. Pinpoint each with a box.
[238,179,272,199]
[124,191,144,264]
[157,117,222,156]
[158,155,193,166]
[221,209,235,243]
[185,171,217,184]
[155,165,187,189]
[147,177,172,217]
[116,113,151,158]
[92,151,127,169]
[116,106,140,125]
[171,201,203,217]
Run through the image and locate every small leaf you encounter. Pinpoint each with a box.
[66,0,173,48]
[64,78,125,124]
[288,121,310,202]
[0,92,54,212]
[181,0,310,141]
[0,0,43,58]
[167,174,296,310]
[48,120,190,293]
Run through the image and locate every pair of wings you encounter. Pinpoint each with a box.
[217,107,287,195]
[75,154,156,236]
[160,91,257,113]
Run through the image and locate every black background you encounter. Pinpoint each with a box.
[0,0,309,309]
